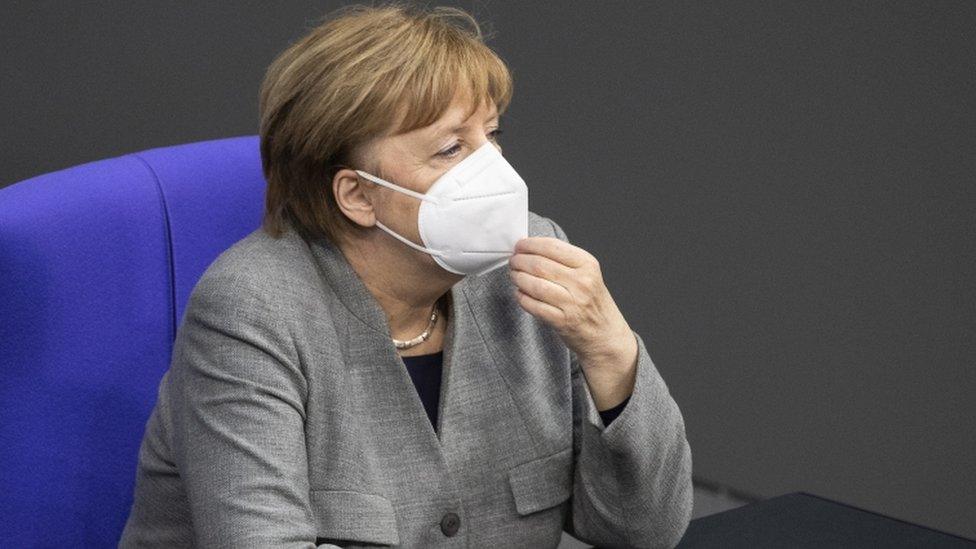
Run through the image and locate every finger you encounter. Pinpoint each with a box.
[508,253,576,290]
[514,237,588,269]
[514,287,565,324]
[509,269,572,307]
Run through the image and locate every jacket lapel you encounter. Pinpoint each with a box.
[305,235,492,459]
[302,229,565,518]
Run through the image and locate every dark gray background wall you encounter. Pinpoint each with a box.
[3,0,974,540]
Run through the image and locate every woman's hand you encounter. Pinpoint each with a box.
[508,236,639,410]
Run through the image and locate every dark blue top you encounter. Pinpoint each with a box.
[401,351,630,433]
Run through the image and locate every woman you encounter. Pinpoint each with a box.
[120,3,692,548]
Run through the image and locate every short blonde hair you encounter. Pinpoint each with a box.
[258,1,514,246]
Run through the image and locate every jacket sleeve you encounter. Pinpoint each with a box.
[546,218,695,549]
[166,271,340,548]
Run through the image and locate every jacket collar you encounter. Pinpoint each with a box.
[308,234,393,336]
[305,232,482,343]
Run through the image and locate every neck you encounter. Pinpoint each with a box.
[338,231,462,339]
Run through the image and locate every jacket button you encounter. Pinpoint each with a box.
[440,512,461,537]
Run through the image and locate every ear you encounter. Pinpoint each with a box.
[333,168,378,229]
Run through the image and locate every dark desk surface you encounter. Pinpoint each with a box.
[676,491,975,548]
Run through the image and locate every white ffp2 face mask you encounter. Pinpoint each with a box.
[355,141,529,277]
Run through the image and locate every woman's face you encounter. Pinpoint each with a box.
[334,93,503,261]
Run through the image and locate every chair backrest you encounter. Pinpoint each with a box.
[0,135,267,547]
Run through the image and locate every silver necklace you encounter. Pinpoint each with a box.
[392,299,441,350]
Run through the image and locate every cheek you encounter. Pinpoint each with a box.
[383,190,423,238]
[392,173,436,223]
[404,200,422,232]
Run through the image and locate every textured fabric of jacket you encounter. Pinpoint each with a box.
[119,210,694,548]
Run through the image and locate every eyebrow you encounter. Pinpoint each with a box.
[434,112,500,138]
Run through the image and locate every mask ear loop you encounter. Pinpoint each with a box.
[354,170,447,258]
[374,220,447,258]
[355,170,440,204]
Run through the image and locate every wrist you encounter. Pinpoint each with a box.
[578,327,637,373]
[578,330,639,412]
[584,362,637,411]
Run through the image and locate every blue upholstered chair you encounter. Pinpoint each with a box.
[0,135,267,546]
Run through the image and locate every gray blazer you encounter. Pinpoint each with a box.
[119,211,693,549]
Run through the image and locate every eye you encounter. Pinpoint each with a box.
[436,129,504,158]
[437,143,460,158]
